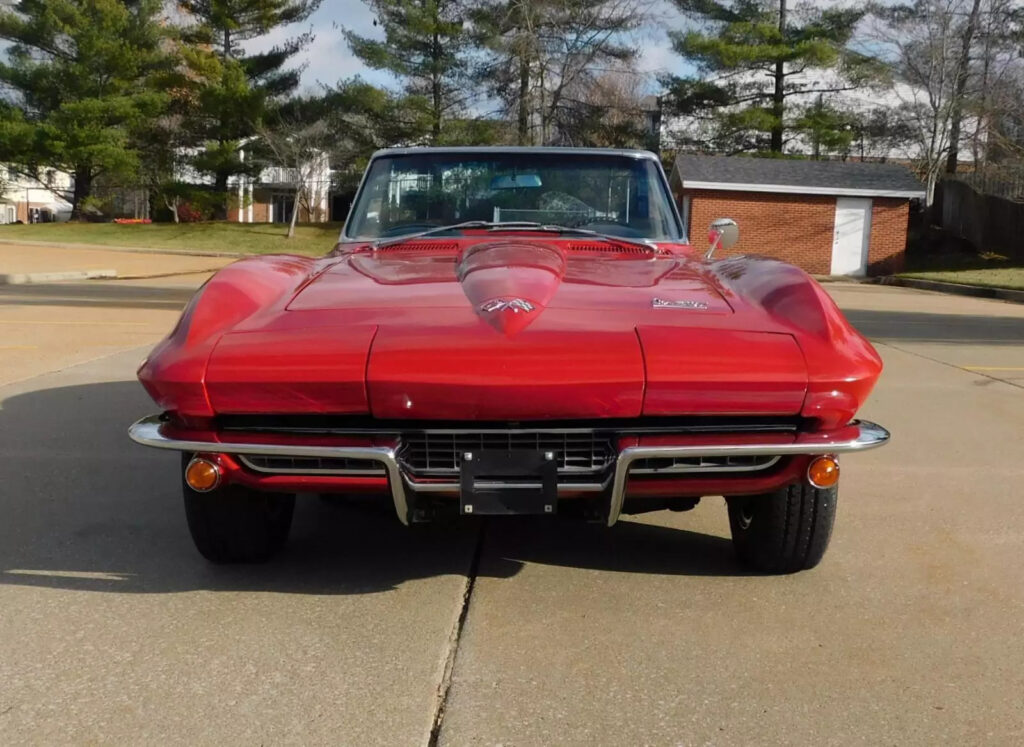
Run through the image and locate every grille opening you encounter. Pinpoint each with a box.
[371,241,459,253]
[399,431,615,476]
[239,455,385,475]
[629,455,781,474]
[566,242,652,256]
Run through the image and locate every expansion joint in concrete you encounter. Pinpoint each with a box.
[427,522,486,747]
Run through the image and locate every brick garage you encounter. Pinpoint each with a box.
[670,155,924,276]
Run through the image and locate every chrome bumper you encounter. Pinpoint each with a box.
[128,415,890,527]
[129,415,412,524]
[606,420,889,526]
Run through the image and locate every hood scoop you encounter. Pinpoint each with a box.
[458,241,565,336]
[288,238,733,318]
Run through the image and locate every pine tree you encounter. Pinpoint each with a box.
[0,0,172,219]
[664,0,866,153]
[794,95,856,159]
[176,0,322,216]
[344,0,471,142]
[323,78,434,163]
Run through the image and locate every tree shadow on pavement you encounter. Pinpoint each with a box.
[0,380,747,598]
[0,281,197,310]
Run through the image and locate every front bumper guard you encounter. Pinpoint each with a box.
[128,416,890,527]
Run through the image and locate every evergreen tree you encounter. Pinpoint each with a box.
[0,0,171,219]
[850,107,915,162]
[664,0,866,153]
[323,77,434,164]
[793,95,856,159]
[176,0,322,216]
[344,0,471,142]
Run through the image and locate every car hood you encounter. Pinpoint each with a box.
[287,240,735,330]
[201,241,808,420]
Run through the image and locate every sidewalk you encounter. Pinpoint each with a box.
[0,242,233,282]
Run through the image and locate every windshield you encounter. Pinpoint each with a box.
[343,152,683,242]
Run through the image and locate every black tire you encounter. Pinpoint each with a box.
[181,456,295,563]
[726,482,837,574]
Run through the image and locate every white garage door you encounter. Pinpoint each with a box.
[830,197,872,276]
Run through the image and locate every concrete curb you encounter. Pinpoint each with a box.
[873,276,1024,304]
[0,269,118,285]
[813,275,871,284]
[114,269,224,280]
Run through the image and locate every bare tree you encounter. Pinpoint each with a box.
[869,0,965,204]
[869,0,1024,201]
[968,0,1024,166]
[257,115,335,238]
[945,0,984,173]
[557,65,654,146]
[472,0,651,145]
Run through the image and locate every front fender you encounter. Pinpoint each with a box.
[138,255,324,419]
[710,256,883,428]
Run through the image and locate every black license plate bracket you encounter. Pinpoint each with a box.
[459,450,558,516]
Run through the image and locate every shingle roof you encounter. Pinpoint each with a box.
[672,154,924,198]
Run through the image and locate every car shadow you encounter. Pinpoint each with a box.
[0,380,748,597]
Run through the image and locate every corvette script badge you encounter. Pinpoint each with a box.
[481,298,535,314]
[652,298,709,310]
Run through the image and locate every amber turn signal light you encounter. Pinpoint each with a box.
[185,457,221,492]
[807,455,839,489]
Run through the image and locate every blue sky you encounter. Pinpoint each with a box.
[245,0,688,96]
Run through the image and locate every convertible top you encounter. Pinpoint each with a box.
[369,146,661,161]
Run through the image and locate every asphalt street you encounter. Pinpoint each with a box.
[1,248,1023,745]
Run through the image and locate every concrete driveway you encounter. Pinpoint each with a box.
[0,256,1022,744]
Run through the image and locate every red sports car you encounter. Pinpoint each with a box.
[129,147,888,572]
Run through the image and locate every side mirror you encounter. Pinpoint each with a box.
[706,217,739,259]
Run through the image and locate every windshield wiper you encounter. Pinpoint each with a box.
[516,225,659,253]
[373,221,544,249]
[373,220,659,253]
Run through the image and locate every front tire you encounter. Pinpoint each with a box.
[182,456,295,563]
[726,482,837,574]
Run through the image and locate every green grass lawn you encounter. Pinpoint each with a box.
[0,221,344,256]
[900,247,1024,291]
[900,267,1024,291]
